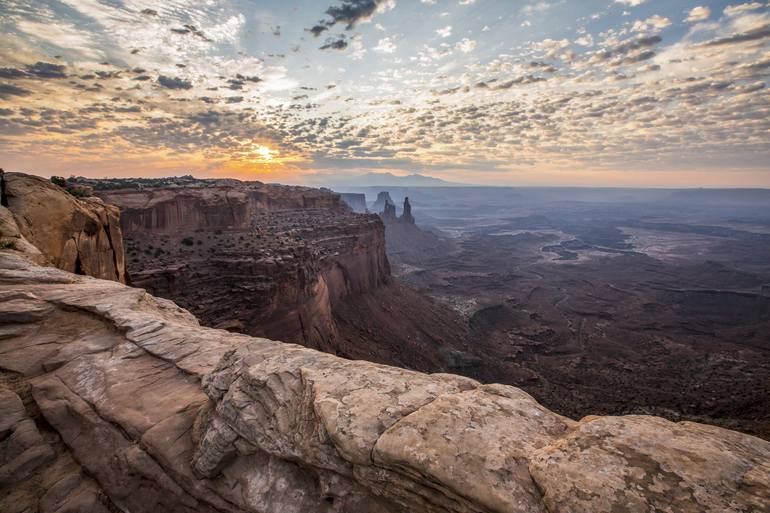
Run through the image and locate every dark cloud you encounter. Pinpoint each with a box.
[171,24,212,42]
[703,24,770,47]
[95,70,121,79]
[0,84,32,99]
[25,62,67,78]
[595,35,662,61]
[235,74,262,83]
[309,0,386,36]
[157,75,193,89]
[226,74,261,90]
[320,35,349,51]
[140,8,158,16]
[0,68,27,79]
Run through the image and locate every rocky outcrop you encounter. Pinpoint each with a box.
[376,194,456,271]
[381,197,415,226]
[400,197,414,224]
[381,201,397,225]
[0,249,768,513]
[339,193,368,213]
[0,172,126,283]
[371,191,395,214]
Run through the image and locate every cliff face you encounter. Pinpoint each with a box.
[371,191,395,213]
[0,250,768,513]
[0,172,126,283]
[98,183,344,233]
[96,182,390,353]
[338,193,368,213]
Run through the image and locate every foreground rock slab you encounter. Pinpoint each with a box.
[0,250,768,513]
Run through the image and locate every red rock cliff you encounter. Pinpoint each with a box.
[95,181,390,353]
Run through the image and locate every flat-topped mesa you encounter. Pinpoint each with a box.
[86,178,390,352]
[0,249,768,513]
[94,180,346,233]
[372,191,395,213]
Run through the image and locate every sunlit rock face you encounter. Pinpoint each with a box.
[0,245,768,513]
[0,172,126,283]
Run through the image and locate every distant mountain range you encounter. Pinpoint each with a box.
[297,172,464,188]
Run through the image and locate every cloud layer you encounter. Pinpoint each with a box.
[0,0,769,186]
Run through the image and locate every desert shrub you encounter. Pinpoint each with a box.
[0,239,16,250]
[181,237,194,246]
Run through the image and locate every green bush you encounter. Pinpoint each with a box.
[51,176,66,188]
[0,239,16,250]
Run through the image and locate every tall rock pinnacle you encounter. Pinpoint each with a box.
[400,197,415,224]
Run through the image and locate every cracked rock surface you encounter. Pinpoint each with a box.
[0,249,768,512]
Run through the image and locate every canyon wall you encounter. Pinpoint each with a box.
[0,243,768,513]
[339,192,368,213]
[98,183,344,233]
[95,181,392,355]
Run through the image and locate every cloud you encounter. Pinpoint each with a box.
[614,0,645,6]
[0,68,27,79]
[632,15,671,33]
[455,38,477,53]
[320,35,349,50]
[15,20,104,60]
[702,23,770,46]
[0,84,32,99]
[309,0,395,36]
[157,75,193,89]
[724,3,765,17]
[25,62,68,78]
[436,25,452,38]
[374,37,397,53]
[685,6,711,23]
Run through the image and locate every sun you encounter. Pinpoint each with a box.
[255,145,275,160]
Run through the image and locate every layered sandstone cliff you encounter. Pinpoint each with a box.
[0,172,125,282]
[90,179,467,372]
[0,245,768,513]
[94,181,388,349]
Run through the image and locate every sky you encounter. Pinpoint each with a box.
[1,0,769,187]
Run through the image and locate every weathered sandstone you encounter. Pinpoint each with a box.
[86,178,467,373]
[0,172,125,283]
[0,245,768,512]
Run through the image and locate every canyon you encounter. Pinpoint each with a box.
[87,177,468,372]
[0,172,768,512]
